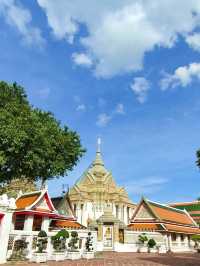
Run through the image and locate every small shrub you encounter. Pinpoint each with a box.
[138,233,148,244]
[85,232,93,252]
[38,230,47,238]
[147,238,156,249]
[36,230,48,253]
[51,229,69,252]
[68,231,79,252]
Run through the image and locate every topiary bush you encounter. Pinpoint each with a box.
[85,232,93,252]
[147,238,156,249]
[68,231,79,252]
[51,229,69,252]
[36,230,48,253]
[138,233,148,244]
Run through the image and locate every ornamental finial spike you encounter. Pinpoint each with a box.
[97,137,101,153]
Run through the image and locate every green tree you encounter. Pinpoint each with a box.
[0,81,85,186]
[197,149,200,169]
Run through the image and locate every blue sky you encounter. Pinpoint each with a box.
[1,1,200,204]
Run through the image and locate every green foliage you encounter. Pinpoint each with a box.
[147,238,156,248]
[138,233,148,244]
[85,232,93,252]
[38,230,47,238]
[37,231,48,253]
[197,149,200,169]
[68,231,79,251]
[51,229,69,251]
[0,81,85,185]
[191,235,200,242]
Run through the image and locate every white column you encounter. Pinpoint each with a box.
[0,210,13,263]
[167,234,172,252]
[24,215,34,231]
[177,234,181,247]
[41,216,50,232]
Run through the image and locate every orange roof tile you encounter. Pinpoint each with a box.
[53,220,84,229]
[128,223,162,231]
[165,224,200,234]
[148,202,194,226]
[16,192,41,209]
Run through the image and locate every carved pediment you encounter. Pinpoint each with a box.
[135,204,155,220]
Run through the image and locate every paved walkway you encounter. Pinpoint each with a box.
[7,252,200,266]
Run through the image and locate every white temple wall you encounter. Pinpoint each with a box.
[0,210,13,264]
[7,228,97,261]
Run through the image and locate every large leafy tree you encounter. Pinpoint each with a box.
[197,150,200,170]
[0,81,85,186]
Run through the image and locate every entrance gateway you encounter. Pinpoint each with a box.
[95,204,126,251]
[103,224,113,250]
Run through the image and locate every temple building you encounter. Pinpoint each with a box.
[128,197,200,253]
[66,138,136,227]
[170,201,200,225]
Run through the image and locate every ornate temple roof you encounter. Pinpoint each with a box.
[69,138,135,207]
[170,201,200,223]
[128,197,200,234]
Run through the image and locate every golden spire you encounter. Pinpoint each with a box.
[93,137,104,167]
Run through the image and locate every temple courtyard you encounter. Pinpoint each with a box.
[6,252,200,266]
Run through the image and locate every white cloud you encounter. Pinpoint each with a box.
[160,62,200,90]
[96,113,111,127]
[72,53,93,68]
[76,104,86,112]
[37,0,200,77]
[125,177,168,196]
[186,33,200,52]
[0,0,44,47]
[115,103,125,114]
[130,77,150,103]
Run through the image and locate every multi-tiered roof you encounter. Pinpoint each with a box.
[128,197,200,234]
[170,201,200,225]
[69,138,135,207]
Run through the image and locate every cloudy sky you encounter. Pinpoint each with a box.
[1,0,200,203]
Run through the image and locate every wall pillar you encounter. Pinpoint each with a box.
[41,216,49,232]
[177,234,181,247]
[97,223,103,241]
[167,234,172,252]
[24,215,34,231]
[113,223,119,243]
[0,211,13,263]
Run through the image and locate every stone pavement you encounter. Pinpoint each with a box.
[6,252,200,266]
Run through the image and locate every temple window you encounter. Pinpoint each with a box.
[180,234,184,242]
[74,204,77,216]
[14,214,25,230]
[127,207,130,223]
[81,204,84,224]
[171,233,177,242]
[116,205,119,218]
[32,215,43,231]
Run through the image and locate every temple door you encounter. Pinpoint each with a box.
[103,225,113,250]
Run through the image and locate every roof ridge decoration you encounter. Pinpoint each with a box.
[16,190,42,200]
[170,200,200,206]
[147,199,189,215]
[183,208,198,227]
[131,197,160,222]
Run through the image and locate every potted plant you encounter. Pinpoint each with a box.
[82,232,94,259]
[138,233,148,252]
[147,238,157,253]
[9,239,28,261]
[32,230,48,263]
[68,231,81,260]
[51,229,69,261]
[191,235,200,252]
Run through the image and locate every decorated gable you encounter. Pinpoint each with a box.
[34,193,54,212]
[135,204,155,220]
